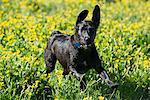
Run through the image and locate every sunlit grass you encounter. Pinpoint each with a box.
[0,0,149,99]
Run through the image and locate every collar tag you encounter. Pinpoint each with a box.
[74,43,81,48]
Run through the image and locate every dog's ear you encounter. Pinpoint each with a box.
[76,10,89,25]
[92,5,100,30]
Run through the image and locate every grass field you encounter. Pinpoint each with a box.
[0,0,150,99]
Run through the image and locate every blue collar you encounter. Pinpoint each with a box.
[73,43,81,48]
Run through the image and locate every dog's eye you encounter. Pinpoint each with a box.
[82,27,88,30]
[88,27,94,31]
[75,27,79,30]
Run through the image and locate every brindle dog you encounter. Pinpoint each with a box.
[44,5,118,90]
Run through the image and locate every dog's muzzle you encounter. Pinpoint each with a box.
[80,43,92,49]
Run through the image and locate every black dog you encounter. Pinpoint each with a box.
[44,5,118,90]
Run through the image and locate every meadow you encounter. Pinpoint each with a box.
[0,0,149,99]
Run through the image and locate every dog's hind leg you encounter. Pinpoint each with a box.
[44,49,57,74]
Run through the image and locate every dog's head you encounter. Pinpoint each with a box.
[74,5,100,48]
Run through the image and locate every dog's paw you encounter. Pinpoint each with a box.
[110,83,119,89]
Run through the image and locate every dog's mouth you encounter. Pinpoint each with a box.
[80,44,92,49]
[79,39,93,49]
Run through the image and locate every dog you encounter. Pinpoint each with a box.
[44,5,118,90]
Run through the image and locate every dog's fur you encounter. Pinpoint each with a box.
[44,5,118,90]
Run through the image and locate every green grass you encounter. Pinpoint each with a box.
[0,0,149,99]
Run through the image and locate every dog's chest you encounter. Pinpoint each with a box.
[70,50,89,67]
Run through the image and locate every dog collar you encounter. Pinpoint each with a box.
[73,43,81,48]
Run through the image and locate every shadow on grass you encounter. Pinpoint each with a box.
[117,79,149,100]
[88,71,149,100]
[98,76,149,99]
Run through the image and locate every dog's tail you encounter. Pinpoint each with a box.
[51,30,62,36]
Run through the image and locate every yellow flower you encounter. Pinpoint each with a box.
[54,97,58,100]
[22,56,30,62]
[115,45,119,49]
[127,57,132,61]
[28,92,32,96]
[98,96,104,100]
[0,82,4,90]
[117,49,122,53]
[31,84,35,89]
[144,60,150,68]
[83,97,87,100]
[114,63,118,69]
[35,80,40,87]
[129,37,132,41]
[115,59,119,63]
[83,96,92,100]
[89,96,92,100]
[2,0,9,3]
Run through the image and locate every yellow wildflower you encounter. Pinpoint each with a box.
[144,60,150,68]
[98,96,104,100]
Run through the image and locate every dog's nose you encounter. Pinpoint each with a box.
[85,36,90,40]
[85,37,91,44]
[85,37,89,41]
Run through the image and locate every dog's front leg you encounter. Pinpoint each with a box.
[98,70,119,88]
[94,63,119,88]
[90,46,119,88]
[69,66,86,90]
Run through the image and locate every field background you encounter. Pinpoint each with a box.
[0,0,149,100]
